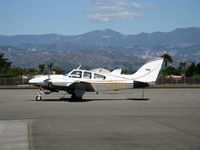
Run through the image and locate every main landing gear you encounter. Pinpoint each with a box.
[34,88,85,101]
[71,90,85,101]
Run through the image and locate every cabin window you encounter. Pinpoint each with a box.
[83,72,92,79]
[69,71,82,78]
[94,73,106,80]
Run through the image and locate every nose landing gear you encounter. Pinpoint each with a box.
[36,95,42,101]
[35,90,42,101]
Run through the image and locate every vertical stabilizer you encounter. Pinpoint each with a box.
[132,58,163,84]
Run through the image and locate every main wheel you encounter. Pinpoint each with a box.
[36,95,42,101]
[71,93,82,101]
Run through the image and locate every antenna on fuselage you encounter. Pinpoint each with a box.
[77,65,82,70]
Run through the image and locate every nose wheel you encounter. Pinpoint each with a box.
[36,95,42,101]
[35,90,42,101]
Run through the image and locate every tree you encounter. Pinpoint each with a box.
[194,62,200,75]
[0,53,12,73]
[25,68,37,77]
[161,53,173,69]
[7,67,26,78]
[164,66,180,75]
[185,63,195,77]
[38,64,46,74]
[178,62,186,76]
[47,63,54,74]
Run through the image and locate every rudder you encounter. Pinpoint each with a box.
[131,58,163,84]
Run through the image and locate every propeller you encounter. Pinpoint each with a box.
[44,63,54,89]
[48,63,54,80]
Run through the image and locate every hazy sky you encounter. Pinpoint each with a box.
[0,0,200,35]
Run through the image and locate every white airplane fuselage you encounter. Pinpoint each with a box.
[29,71,135,92]
[29,58,163,100]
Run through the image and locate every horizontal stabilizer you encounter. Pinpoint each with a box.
[111,69,122,75]
[133,81,149,88]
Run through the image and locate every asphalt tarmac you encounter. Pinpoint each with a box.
[0,88,200,150]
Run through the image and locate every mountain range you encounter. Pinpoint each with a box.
[0,27,200,70]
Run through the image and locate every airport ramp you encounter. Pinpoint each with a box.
[0,120,29,150]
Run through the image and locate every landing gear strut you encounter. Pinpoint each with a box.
[141,88,144,99]
[71,90,85,101]
[36,90,42,101]
[71,93,82,100]
[35,87,54,101]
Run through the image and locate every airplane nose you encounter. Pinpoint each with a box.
[29,78,36,84]
[29,77,42,84]
[29,76,49,85]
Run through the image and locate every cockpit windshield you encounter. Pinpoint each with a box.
[69,70,82,78]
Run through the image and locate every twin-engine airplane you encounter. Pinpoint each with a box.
[29,58,163,101]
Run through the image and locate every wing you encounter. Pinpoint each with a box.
[67,81,95,92]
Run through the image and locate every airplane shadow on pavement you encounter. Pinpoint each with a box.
[127,98,150,101]
[26,98,91,102]
[26,97,150,102]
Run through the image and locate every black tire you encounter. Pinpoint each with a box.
[71,93,82,101]
[36,95,41,101]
